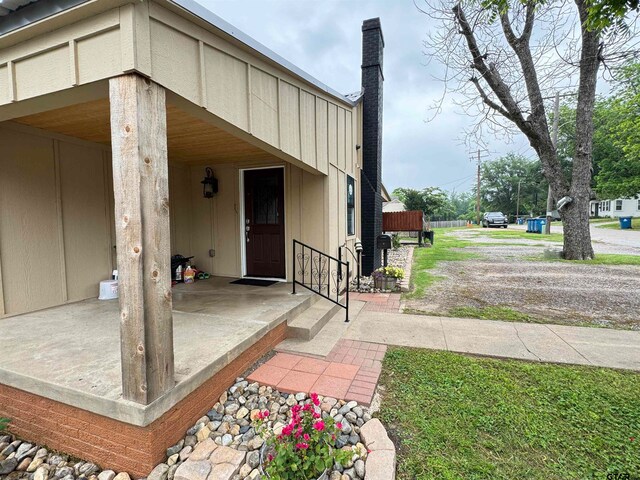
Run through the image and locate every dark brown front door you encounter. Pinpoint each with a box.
[244,168,285,278]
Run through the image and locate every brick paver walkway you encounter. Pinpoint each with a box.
[350,292,401,313]
[248,340,387,405]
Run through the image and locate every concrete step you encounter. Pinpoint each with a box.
[287,297,343,341]
[277,299,366,357]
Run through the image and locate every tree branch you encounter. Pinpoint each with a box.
[453,3,540,141]
[470,76,513,119]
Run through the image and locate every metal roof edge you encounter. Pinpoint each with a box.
[168,0,357,107]
[0,0,89,36]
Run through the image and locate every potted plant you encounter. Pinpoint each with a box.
[253,393,351,480]
[372,266,404,290]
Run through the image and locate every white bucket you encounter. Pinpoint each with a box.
[98,280,119,300]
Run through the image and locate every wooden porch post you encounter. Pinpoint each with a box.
[109,74,174,404]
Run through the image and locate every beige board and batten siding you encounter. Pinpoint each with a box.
[146,1,357,176]
[0,124,112,317]
[0,7,127,107]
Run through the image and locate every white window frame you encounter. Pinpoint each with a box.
[346,174,356,237]
[615,199,623,211]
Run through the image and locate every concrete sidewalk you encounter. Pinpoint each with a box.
[343,311,640,371]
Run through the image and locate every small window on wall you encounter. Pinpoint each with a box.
[637,199,640,210]
[616,200,623,211]
[347,175,356,236]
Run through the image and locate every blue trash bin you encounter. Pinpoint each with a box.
[517,218,524,225]
[527,218,545,233]
[537,219,546,233]
[619,216,632,229]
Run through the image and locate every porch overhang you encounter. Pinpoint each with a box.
[6,86,321,173]
[0,0,360,176]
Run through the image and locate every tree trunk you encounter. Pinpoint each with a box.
[560,193,593,259]
[559,0,598,260]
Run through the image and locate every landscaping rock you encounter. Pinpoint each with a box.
[113,473,131,480]
[363,450,395,480]
[0,380,389,480]
[174,460,211,480]
[167,440,184,457]
[148,463,170,480]
[16,457,31,471]
[0,457,18,475]
[98,469,116,480]
[33,465,49,480]
[360,419,394,452]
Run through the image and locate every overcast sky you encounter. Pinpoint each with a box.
[197,0,533,193]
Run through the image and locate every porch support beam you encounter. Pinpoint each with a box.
[109,73,174,404]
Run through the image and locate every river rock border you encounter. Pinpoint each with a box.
[0,379,396,480]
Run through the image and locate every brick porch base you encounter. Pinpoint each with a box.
[0,323,287,478]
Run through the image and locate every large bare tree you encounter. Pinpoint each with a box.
[421,0,638,259]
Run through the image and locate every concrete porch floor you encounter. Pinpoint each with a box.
[0,277,312,426]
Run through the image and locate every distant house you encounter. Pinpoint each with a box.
[590,198,640,217]
[383,198,406,212]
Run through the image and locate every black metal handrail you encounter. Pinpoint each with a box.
[293,239,349,322]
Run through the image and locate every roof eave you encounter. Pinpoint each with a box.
[167,0,357,108]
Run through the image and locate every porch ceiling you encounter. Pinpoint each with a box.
[13,98,274,164]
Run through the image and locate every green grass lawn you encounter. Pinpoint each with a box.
[404,231,478,299]
[379,348,640,480]
[590,217,617,224]
[597,217,640,229]
[478,227,564,243]
[533,253,640,266]
[447,305,533,322]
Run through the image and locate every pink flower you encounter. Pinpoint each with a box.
[336,422,343,430]
[258,410,270,420]
[267,453,274,462]
[313,411,321,419]
[311,392,320,406]
[313,420,325,431]
[303,433,310,441]
[296,442,309,450]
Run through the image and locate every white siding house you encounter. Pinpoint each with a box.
[590,198,640,217]
[383,198,406,212]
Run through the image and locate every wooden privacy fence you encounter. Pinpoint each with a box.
[383,211,426,232]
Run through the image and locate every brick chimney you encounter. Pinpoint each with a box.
[360,18,384,276]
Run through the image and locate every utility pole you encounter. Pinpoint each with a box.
[476,151,481,225]
[545,92,560,234]
[470,149,489,225]
[516,178,522,221]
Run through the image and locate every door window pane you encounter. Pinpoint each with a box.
[253,175,279,224]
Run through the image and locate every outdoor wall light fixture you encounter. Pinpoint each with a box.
[201,167,218,198]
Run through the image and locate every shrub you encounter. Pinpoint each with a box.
[372,266,404,280]
[0,418,9,432]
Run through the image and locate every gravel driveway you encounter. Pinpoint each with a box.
[404,228,640,330]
